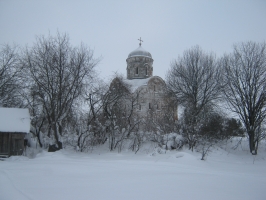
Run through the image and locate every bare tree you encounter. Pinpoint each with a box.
[0,44,23,107]
[222,41,266,155]
[75,81,108,152]
[103,75,142,152]
[166,46,222,151]
[21,33,99,147]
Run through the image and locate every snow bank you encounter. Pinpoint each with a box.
[1,144,266,200]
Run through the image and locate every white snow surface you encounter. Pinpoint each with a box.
[0,108,30,133]
[1,140,266,200]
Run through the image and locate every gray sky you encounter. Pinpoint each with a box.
[1,0,266,81]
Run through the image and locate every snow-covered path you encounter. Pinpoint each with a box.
[0,149,265,200]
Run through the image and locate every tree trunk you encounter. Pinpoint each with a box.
[249,130,256,155]
[37,133,43,148]
[53,123,60,147]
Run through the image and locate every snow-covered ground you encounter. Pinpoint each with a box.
[1,139,266,200]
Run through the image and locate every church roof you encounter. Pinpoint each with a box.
[128,46,152,58]
[124,76,165,92]
[124,77,152,92]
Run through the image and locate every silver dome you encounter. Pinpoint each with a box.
[128,46,152,58]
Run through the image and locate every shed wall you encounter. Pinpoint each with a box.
[0,132,25,157]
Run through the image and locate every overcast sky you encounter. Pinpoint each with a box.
[1,0,266,81]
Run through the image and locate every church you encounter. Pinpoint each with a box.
[109,38,177,131]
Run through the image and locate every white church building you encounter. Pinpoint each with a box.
[110,38,177,123]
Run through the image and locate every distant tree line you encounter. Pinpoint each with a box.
[0,32,265,156]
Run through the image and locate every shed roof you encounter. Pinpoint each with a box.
[0,108,31,133]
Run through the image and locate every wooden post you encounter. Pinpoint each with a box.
[8,133,11,157]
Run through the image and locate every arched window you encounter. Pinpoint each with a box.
[149,103,151,109]
[136,67,138,75]
[146,66,148,76]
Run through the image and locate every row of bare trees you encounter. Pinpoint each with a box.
[167,42,266,155]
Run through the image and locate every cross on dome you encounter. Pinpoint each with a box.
[138,37,143,46]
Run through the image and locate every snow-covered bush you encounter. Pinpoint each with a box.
[163,133,184,150]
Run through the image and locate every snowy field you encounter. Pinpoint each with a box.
[1,140,266,200]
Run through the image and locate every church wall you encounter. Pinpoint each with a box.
[133,77,178,123]
[135,78,168,116]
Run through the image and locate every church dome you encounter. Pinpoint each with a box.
[128,46,152,58]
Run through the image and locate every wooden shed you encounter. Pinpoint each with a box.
[0,108,31,157]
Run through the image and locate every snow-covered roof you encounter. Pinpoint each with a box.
[128,45,152,58]
[0,108,31,133]
[124,77,152,92]
[124,76,166,92]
